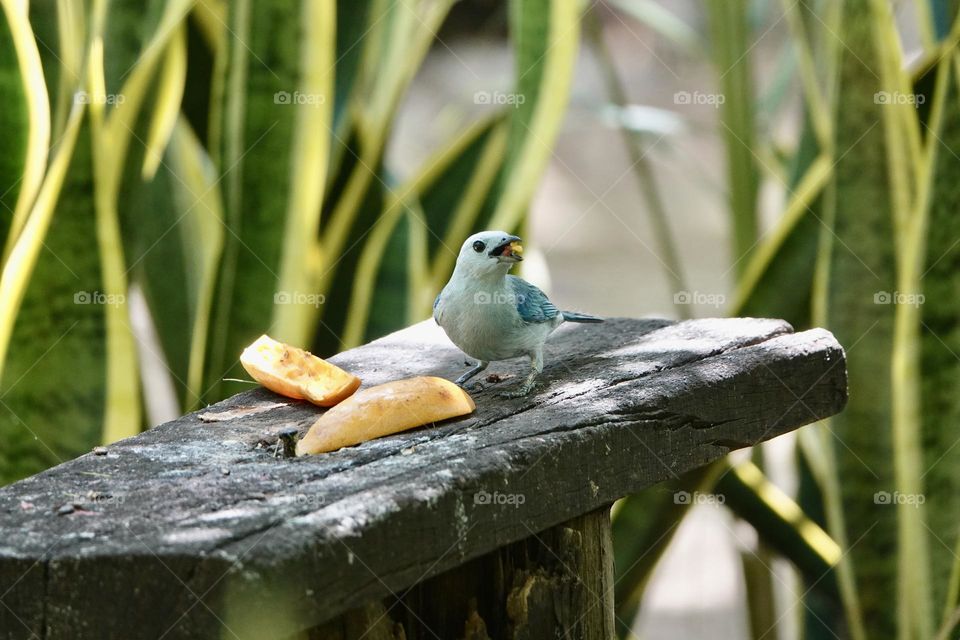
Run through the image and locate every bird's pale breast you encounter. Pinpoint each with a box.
[436,282,557,362]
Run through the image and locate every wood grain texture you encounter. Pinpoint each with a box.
[0,317,847,639]
[314,508,615,639]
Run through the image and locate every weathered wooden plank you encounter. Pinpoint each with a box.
[0,318,846,639]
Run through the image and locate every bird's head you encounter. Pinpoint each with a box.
[454,230,524,278]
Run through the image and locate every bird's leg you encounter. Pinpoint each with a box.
[500,350,543,398]
[455,360,488,387]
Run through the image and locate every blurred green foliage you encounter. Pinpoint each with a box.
[4,1,960,638]
[0,0,577,481]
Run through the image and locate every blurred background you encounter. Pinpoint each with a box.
[1,0,959,638]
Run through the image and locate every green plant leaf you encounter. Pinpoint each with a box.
[815,2,897,636]
[795,430,849,638]
[488,0,579,233]
[613,462,724,638]
[706,0,759,276]
[717,460,841,590]
[586,9,691,317]
[332,0,371,135]
[340,117,507,348]
[607,0,703,55]
[271,0,335,348]
[0,0,50,259]
[733,132,829,326]
[0,1,28,247]
[141,22,187,180]
[916,53,960,629]
[167,118,224,410]
[88,0,197,443]
[208,0,306,398]
[0,101,91,484]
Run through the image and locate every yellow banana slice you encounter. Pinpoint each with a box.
[296,376,475,455]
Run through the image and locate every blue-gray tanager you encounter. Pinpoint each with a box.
[433,230,603,397]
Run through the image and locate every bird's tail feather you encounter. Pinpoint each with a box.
[562,310,604,323]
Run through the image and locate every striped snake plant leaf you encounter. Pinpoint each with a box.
[43,0,85,142]
[915,52,960,631]
[167,118,225,411]
[340,117,509,349]
[331,0,371,136]
[320,4,505,353]
[271,0,336,344]
[271,0,334,348]
[326,0,578,353]
[816,1,898,636]
[0,108,98,485]
[733,114,828,328]
[317,0,452,273]
[0,0,49,259]
[606,0,703,56]
[322,0,372,191]
[0,2,91,483]
[115,19,197,412]
[731,0,834,327]
[339,0,581,350]
[141,22,187,181]
[705,0,759,276]
[794,434,848,639]
[0,2,27,249]
[312,142,389,356]
[716,460,841,592]
[488,0,579,234]
[118,105,223,415]
[120,149,193,410]
[612,462,726,638]
[87,0,196,442]
[207,0,317,398]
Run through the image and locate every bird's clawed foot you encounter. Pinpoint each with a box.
[498,383,534,398]
[498,374,537,398]
[455,361,488,388]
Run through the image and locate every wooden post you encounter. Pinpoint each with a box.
[311,507,616,639]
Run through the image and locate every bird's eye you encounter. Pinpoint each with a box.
[472,240,486,253]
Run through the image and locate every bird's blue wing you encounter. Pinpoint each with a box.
[508,275,558,324]
[433,293,441,310]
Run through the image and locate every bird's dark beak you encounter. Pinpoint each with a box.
[489,235,523,262]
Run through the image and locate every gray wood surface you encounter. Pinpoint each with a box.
[0,317,847,639]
